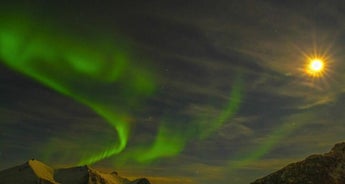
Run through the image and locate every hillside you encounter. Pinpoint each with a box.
[251,142,345,184]
[0,160,150,184]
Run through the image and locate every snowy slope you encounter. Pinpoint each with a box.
[0,160,150,184]
[55,165,150,184]
[55,165,128,184]
[0,159,59,184]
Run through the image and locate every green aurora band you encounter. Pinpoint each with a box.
[229,120,298,169]
[0,10,246,166]
[126,74,244,164]
[227,111,315,171]
[0,12,155,164]
[80,74,244,165]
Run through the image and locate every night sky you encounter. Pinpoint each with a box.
[1,1,345,184]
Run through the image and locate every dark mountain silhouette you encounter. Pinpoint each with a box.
[251,142,345,184]
[0,159,150,184]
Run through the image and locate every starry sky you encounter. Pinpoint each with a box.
[1,1,345,183]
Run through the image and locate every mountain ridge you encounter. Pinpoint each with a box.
[251,142,345,184]
[0,159,150,184]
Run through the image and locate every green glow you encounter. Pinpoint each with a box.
[0,9,245,165]
[228,113,312,169]
[78,107,129,165]
[199,74,244,139]
[229,121,297,169]
[136,123,187,163]
[131,74,244,163]
[0,11,155,165]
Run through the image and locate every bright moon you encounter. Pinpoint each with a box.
[306,58,325,77]
[309,59,324,72]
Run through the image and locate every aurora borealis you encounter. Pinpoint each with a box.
[1,1,345,184]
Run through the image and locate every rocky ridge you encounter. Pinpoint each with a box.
[251,142,345,184]
[0,159,150,184]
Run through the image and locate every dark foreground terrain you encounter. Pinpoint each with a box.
[0,159,150,184]
[251,142,345,184]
